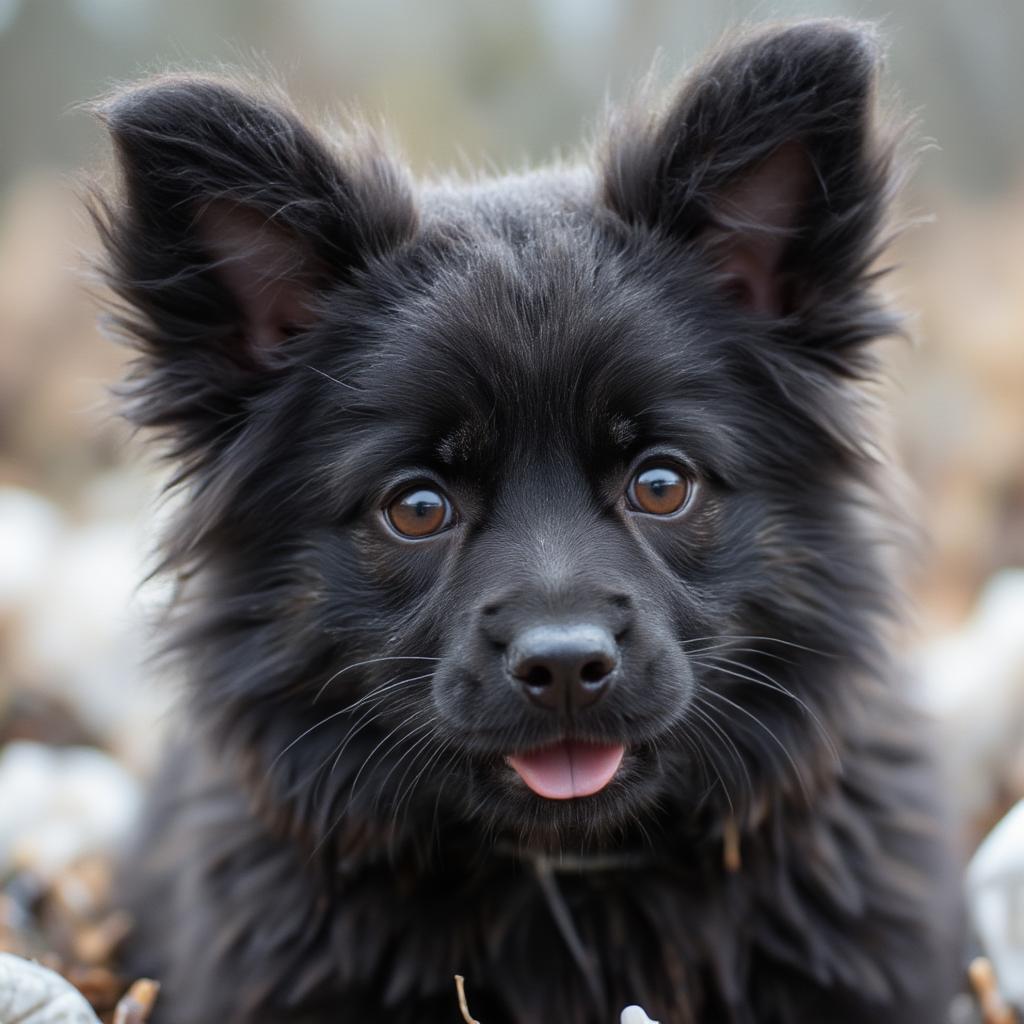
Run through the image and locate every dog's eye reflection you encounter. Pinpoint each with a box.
[628,464,692,516]
[385,486,453,538]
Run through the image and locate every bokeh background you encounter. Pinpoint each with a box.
[0,1,1023,998]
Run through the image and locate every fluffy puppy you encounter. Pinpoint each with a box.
[92,20,962,1024]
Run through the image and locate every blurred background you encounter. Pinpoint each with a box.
[0,0,1023,1009]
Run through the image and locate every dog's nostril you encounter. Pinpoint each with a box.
[525,664,553,688]
[580,658,613,683]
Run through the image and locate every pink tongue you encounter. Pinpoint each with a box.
[506,740,625,800]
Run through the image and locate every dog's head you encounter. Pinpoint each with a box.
[95,21,904,851]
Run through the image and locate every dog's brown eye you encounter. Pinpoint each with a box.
[628,465,692,517]
[385,487,453,539]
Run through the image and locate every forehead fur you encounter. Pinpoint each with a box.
[309,183,767,491]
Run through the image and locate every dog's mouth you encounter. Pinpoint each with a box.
[505,739,625,799]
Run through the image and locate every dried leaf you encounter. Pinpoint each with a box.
[0,952,101,1024]
[620,1007,660,1024]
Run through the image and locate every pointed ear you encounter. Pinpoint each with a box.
[91,75,417,446]
[602,21,897,318]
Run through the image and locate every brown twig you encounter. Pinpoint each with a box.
[454,974,480,1024]
[112,978,160,1024]
[969,957,1019,1024]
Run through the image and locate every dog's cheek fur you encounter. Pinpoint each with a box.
[95,21,963,1024]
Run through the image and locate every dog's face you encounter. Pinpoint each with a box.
[96,23,898,849]
[337,228,720,831]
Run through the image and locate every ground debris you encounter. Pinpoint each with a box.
[452,975,662,1024]
[969,957,1020,1024]
[0,954,157,1024]
[0,952,100,1023]
[111,980,159,1024]
[454,975,479,1024]
[0,852,150,1023]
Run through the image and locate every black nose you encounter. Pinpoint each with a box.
[508,624,619,713]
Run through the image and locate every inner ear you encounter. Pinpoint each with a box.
[703,142,813,316]
[196,201,319,355]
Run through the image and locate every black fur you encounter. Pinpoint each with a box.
[91,21,962,1024]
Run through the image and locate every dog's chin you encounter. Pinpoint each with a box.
[458,743,674,852]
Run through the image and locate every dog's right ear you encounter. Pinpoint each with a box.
[601,22,895,324]
[91,76,416,450]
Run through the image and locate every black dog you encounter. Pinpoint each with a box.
[92,20,962,1023]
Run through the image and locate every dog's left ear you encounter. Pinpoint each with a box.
[602,21,896,317]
